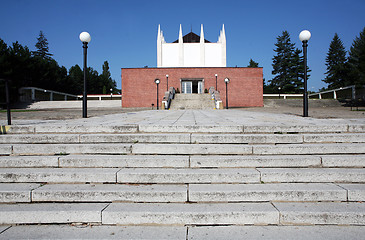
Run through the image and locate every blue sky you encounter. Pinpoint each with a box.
[1,0,365,92]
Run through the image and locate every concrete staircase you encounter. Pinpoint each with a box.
[170,94,215,110]
[1,123,365,230]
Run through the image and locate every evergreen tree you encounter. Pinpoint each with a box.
[271,31,310,93]
[247,59,259,67]
[348,27,365,87]
[100,61,117,93]
[271,31,298,93]
[322,33,348,89]
[32,31,53,60]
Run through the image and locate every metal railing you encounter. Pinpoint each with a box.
[0,78,11,125]
[209,87,223,109]
[162,87,176,110]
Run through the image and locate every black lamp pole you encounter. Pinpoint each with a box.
[225,78,230,109]
[82,42,88,118]
[299,30,311,117]
[302,40,308,117]
[215,74,218,91]
[166,75,169,91]
[155,79,160,110]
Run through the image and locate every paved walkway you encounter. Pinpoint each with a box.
[1,109,365,127]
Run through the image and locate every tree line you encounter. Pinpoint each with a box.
[248,27,365,94]
[0,31,117,103]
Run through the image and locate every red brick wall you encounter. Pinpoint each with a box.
[121,67,263,108]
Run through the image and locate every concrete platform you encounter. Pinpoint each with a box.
[0,225,186,239]
[188,226,365,240]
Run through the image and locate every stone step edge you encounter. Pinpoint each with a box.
[2,133,365,144]
[1,168,365,184]
[1,183,363,203]
[2,143,365,156]
[0,202,364,226]
[2,124,365,134]
[1,154,365,168]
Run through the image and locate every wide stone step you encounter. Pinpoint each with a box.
[189,183,348,202]
[0,183,41,203]
[132,143,365,155]
[59,155,189,168]
[2,183,364,203]
[0,202,365,226]
[275,202,365,225]
[2,225,365,240]
[6,144,132,155]
[3,124,365,134]
[102,202,278,225]
[0,203,108,224]
[1,154,363,168]
[0,168,119,183]
[31,184,187,203]
[259,168,365,183]
[190,155,322,168]
[117,168,260,184]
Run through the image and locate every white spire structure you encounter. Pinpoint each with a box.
[179,24,184,66]
[200,24,205,66]
[157,24,226,67]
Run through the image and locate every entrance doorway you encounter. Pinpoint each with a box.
[181,79,203,94]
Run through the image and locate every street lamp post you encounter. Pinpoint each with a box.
[215,74,218,91]
[166,74,169,91]
[224,77,230,109]
[278,87,281,99]
[299,30,311,117]
[110,88,113,100]
[155,78,160,110]
[79,32,91,118]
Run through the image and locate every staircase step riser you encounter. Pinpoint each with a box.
[1,168,365,184]
[1,155,364,168]
[1,183,365,203]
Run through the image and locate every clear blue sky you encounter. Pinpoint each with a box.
[1,0,365,92]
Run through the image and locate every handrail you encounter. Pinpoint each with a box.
[162,87,175,109]
[0,78,11,125]
[209,87,223,109]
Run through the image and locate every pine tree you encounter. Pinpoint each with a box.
[271,31,298,93]
[271,31,310,93]
[32,31,53,60]
[247,59,259,67]
[348,27,365,87]
[100,61,117,93]
[322,33,348,89]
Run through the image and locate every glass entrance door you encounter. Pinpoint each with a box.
[182,81,192,94]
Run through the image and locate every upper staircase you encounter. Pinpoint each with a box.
[1,119,365,237]
[169,94,215,110]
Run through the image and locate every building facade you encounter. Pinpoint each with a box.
[121,25,263,108]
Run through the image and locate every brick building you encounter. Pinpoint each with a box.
[121,25,263,108]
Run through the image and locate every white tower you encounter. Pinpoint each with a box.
[157,24,226,67]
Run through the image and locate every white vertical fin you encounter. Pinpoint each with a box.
[200,24,205,67]
[179,24,184,66]
[221,24,226,67]
[200,24,205,43]
[157,24,162,67]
